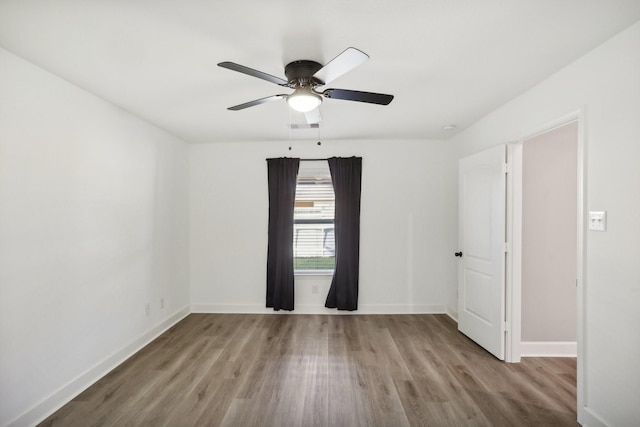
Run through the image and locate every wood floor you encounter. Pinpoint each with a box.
[40,314,578,427]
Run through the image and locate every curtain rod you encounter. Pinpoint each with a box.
[265,156,360,162]
[265,157,329,162]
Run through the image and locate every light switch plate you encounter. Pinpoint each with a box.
[589,211,607,231]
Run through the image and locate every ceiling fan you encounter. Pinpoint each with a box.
[218,47,394,124]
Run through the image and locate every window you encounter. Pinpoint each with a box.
[294,161,335,273]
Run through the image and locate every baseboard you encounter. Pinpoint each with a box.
[9,305,190,427]
[580,406,609,427]
[446,306,458,322]
[191,304,448,315]
[354,305,447,314]
[520,341,577,357]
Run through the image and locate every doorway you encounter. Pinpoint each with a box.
[506,116,583,420]
[506,116,582,364]
[520,121,578,356]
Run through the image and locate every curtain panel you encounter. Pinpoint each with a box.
[325,156,362,311]
[266,157,300,311]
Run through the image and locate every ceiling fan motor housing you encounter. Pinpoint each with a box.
[284,60,324,87]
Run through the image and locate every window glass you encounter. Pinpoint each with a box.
[294,161,335,273]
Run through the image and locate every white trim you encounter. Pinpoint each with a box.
[520,341,577,357]
[8,306,191,427]
[191,304,448,315]
[446,306,458,322]
[575,109,587,426]
[505,142,523,363]
[581,407,610,427]
[514,111,581,143]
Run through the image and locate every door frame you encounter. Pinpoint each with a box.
[504,109,586,420]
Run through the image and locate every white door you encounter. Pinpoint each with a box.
[458,145,507,360]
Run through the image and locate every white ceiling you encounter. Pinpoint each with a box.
[1,1,640,144]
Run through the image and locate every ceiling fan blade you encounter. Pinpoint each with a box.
[322,88,394,105]
[218,62,288,86]
[304,108,322,125]
[227,94,286,110]
[313,47,369,85]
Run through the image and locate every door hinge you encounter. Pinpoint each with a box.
[502,162,509,174]
[503,321,510,333]
[504,242,511,253]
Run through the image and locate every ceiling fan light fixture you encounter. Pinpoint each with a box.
[287,88,322,112]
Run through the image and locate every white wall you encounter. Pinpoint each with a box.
[0,48,190,426]
[521,122,577,343]
[451,21,640,427]
[190,139,457,314]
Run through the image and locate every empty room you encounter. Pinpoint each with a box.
[1,1,639,426]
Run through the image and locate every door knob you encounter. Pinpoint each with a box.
[454,251,463,257]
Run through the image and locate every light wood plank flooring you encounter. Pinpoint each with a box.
[40,314,578,426]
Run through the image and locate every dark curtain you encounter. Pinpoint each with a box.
[325,157,362,311]
[266,157,300,311]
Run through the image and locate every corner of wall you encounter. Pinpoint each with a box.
[8,306,191,427]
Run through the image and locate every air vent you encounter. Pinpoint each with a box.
[290,123,320,129]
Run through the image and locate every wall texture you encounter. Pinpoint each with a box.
[0,48,190,426]
[451,20,640,427]
[521,122,577,343]
[189,139,457,314]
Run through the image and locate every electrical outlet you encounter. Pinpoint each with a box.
[312,284,319,294]
[145,303,150,316]
[160,297,165,309]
